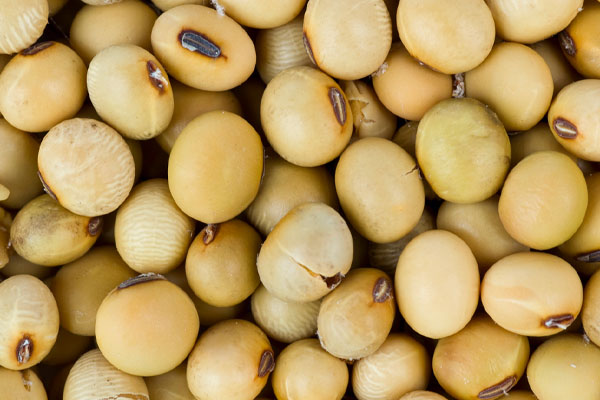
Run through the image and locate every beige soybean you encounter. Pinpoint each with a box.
[527,334,600,400]
[372,43,452,121]
[437,197,528,273]
[560,173,600,265]
[146,362,195,400]
[156,81,242,153]
[218,0,306,29]
[465,42,554,132]
[272,339,348,400]
[256,16,313,84]
[38,118,135,217]
[399,391,448,400]
[168,111,263,223]
[251,284,320,343]
[51,246,136,336]
[165,266,246,326]
[186,220,260,307]
[499,151,588,250]
[548,79,600,161]
[416,98,510,204]
[116,179,194,274]
[70,0,157,65]
[63,349,149,400]
[583,269,600,346]
[88,44,174,140]
[151,4,255,91]
[261,66,353,167]
[530,38,581,96]
[245,153,338,236]
[482,252,583,336]
[187,319,274,400]
[341,79,397,140]
[0,0,48,54]
[10,195,102,266]
[304,0,392,80]
[318,268,395,360]
[485,0,583,43]
[41,328,92,366]
[0,207,10,270]
[0,275,59,370]
[152,0,208,11]
[0,119,42,209]
[336,137,424,243]
[433,315,530,400]
[559,1,600,78]
[367,207,435,277]
[95,274,199,376]
[0,42,86,132]
[395,230,479,339]
[0,367,47,399]
[352,333,430,400]
[396,0,495,74]
[257,202,353,303]
[0,253,52,280]
[510,122,575,168]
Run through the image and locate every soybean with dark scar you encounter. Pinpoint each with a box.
[179,30,224,59]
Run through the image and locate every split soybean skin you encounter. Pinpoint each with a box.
[1,0,600,400]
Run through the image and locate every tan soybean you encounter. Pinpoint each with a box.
[583,269,600,346]
[0,42,87,132]
[187,319,274,400]
[318,268,395,360]
[0,367,47,399]
[115,179,195,274]
[0,253,53,280]
[168,111,263,224]
[88,44,174,140]
[352,333,430,400]
[261,66,353,167]
[416,98,510,204]
[251,284,320,343]
[37,118,135,217]
[548,79,600,162]
[51,246,136,336]
[217,0,306,29]
[509,122,575,168]
[0,0,48,54]
[10,195,101,267]
[530,38,581,96]
[272,339,349,400]
[482,252,583,336]
[372,43,452,121]
[485,0,583,43]
[256,16,313,84]
[257,202,353,303]
[151,0,208,11]
[186,220,261,307]
[70,0,157,64]
[559,1,600,79]
[395,230,479,339]
[245,153,338,236]
[341,79,397,140]
[151,4,256,91]
[498,151,588,250]
[336,137,425,243]
[399,392,448,400]
[436,197,528,273]
[0,119,42,209]
[145,362,195,400]
[304,0,392,80]
[396,0,495,74]
[433,315,530,400]
[0,275,59,370]
[95,274,199,376]
[465,42,554,132]
[63,349,149,400]
[156,80,242,153]
[527,334,600,400]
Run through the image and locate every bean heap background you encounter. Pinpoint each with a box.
[0,0,600,399]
